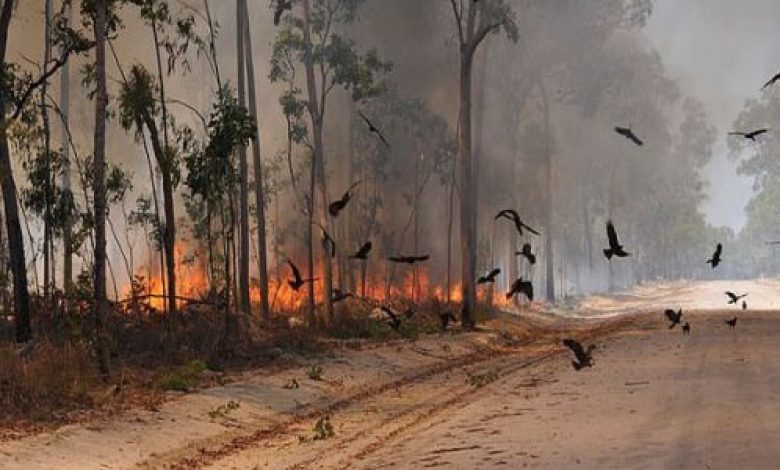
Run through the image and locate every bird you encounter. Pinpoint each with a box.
[706,243,722,268]
[742,300,747,310]
[314,223,336,257]
[682,322,691,335]
[273,0,292,26]
[358,111,390,148]
[603,220,630,259]
[728,129,768,141]
[762,71,780,90]
[439,311,457,331]
[332,289,354,303]
[506,278,533,301]
[287,259,317,291]
[516,243,537,264]
[495,209,540,236]
[388,255,430,264]
[614,126,643,146]
[562,338,596,371]
[725,317,738,330]
[665,308,683,329]
[725,291,747,305]
[349,241,372,260]
[477,268,501,284]
[380,306,414,331]
[328,181,361,217]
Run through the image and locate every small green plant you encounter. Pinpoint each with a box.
[298,415,335,443]
[306,365,324,381]
[283,378,300,389]
[467,368,500,388]
[157,359,208,391]
[208,400,240,419]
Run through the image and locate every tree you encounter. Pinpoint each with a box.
[448,0,517,326]
[239,0,270,321]
[88,0,112,379]
[271,0,390,324]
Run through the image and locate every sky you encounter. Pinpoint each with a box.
[642,0,780,232]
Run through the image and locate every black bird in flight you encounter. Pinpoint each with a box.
[506,278,533,301]
[477,268,501,284]
[388,254,430,264]
[729,129,768,141]
[273,0,292,26]
[332,289,354,303]
[328,181,361,217]
[665,308,683,329]
[682,322,691,335]
[725,291,747,305]
[562,338,596,371]
[614,126,643,146]
[380,306,414,331]
[725,316,738,330]
[516,243,537,265]
[349,241,372,260]
[287,259,317,291]
[313,222,336,257]
[439,311,457,331]
[603,220,630,259]
[358,111,390,148]
[706,243,722,268]
[762,71,780,90]
[495,209,540,236]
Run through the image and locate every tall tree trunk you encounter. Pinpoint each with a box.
[42,0,53,300]
[236,0,250,314]
[0,0,31,343]
[458,49,476,327]
[150,14,175,315]
[539,81,554,303]
[92,0,111,379]
[301,0,333,322]
[240,0,270,321]
[61,2,73,306]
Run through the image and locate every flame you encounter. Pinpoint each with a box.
[124,242,490,312]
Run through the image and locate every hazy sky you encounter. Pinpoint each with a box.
[643,0,780,231]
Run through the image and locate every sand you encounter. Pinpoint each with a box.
[1,280,779,469]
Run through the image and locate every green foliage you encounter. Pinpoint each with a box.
[156,358,208,391]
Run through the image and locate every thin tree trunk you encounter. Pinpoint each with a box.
[61,1,73,307]
[92,0,111,379]
[240,0,270,321]
[301,0,333,322]
[539,81,554,303]
[458,50,476,327]
[236,0,250,314]
[0,0,31,343]
[42,0,53,300]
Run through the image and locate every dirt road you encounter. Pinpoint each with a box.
[2,280,780,469]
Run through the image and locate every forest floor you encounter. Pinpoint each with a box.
[2,279,780,469]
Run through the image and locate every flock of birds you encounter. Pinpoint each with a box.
[558,67,780,370]
[270,11,780,369]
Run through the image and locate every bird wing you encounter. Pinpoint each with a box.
[358,110,374,128]
[495,209,514,221]
[287,259,302,282]
[342,180,361,199]
[749,129,769,138]
[762,73,780,90]
[380,306,398,321]
[614,126,628,137]
[725,291,737,302]
[563,339,587,362]
[489,268,501,278]
[628,130,643,146]
[376,130,391,149]
[521,222,540,236]
[414,255,430,262]
[715,243,722,257]
[606,220,620,247]
[664,309,677,322]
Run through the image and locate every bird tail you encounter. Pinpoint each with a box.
[603,249,613,259]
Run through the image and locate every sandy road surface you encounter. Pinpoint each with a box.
[2,280,779,469]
